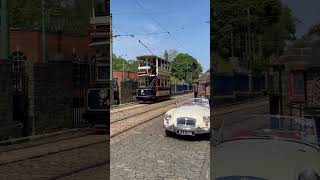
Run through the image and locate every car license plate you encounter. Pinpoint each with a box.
[177,131,193,136]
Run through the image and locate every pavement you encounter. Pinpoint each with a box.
[0,133,108,180]
[0,95,269,180]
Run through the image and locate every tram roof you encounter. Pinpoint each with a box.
[136,55,169,62]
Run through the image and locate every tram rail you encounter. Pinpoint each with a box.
[0,95,270,179]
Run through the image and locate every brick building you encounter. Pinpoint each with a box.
[0,29,93,64]
[272,33,320,117]
[194,70,210,99]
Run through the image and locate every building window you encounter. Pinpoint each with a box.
[10,51,27,73]
[291,71,305,96]
[94,0,107,17]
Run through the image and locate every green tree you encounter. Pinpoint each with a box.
[112,54,139,72]
[8,0,90,34]
[212,0,296,69]
[171,53,202,84]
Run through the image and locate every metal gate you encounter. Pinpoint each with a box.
[12,72,29,136]
[72,62,90,127]
[312,75,320,105]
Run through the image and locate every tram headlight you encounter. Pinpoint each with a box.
[203,115,210,123]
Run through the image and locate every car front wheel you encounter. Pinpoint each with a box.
[165,130,174,137]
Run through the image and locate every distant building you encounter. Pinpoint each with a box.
[89,0,111,83]
[273,33,320,117]
[113,71,138,82]
[194,70,210,98]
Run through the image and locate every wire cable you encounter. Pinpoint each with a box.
[134,0,189,53]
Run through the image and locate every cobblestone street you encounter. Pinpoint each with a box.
[110,115,210,180]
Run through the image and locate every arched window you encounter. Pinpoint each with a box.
[10,51,27,72]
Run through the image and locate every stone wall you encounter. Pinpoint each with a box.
[33,61,73,134]
[120,80,138,104]
[0,63,18,140]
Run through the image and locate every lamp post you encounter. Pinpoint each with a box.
[51,12,66,60]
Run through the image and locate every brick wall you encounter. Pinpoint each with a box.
[0,63,18,140]
[0,30,91,63]
[113,71,138,81]
[33,61,73,134]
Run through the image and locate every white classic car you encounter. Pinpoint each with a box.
[163,98,210,136]
[213,115,320,180]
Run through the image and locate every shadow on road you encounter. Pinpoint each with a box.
[165,133,210,142]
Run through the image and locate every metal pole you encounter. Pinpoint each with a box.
[42,0,47,63]
[122,61,124,81]
[110,14,113,80]
[1,0,9,60]
[279,66,283,115]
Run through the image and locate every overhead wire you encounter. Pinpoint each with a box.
[113,26,155,55]
[134,0,189,53]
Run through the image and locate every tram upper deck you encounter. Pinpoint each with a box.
[137,55,171,77]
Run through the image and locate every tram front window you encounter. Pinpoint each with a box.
[139,77,146,87]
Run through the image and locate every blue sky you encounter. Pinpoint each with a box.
[284,0,320,37]
[111,0,210,71]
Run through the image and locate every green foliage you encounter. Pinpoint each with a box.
[112,54,139,72]
[215,55,233,73]
[7,0,90,34]
[212,0,296,63]
[170,76,185,84]
[171,53,202,84]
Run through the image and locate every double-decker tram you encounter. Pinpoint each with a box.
[136,55,171,102]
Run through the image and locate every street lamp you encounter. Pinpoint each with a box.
[51,12,66,60]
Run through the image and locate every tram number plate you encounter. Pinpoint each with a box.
[177,131,193,135]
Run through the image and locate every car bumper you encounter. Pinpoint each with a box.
[164,125,210,135]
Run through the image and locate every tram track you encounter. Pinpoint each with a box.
[111,103,148,114]
[111,93,193,114]
[0,130,96,153]
[0,94,191,172]
[110,93,193,123]
[48,160,109,180]
[0,95,268,179]
[0,137,108,167]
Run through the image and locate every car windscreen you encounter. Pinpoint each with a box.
[213,115,318,148]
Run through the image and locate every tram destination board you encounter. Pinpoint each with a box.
[87,87,108,111]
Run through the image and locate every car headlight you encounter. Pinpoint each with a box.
[164,114,171,121]
[298,170,320,180]
[203,115,210,123]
